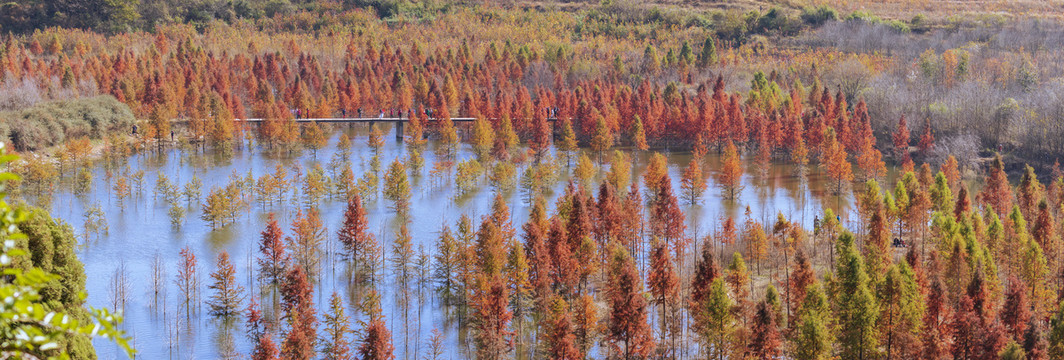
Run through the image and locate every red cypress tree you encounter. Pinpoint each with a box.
[207,251,246,316]
[282,312,316,360]
[644,153,669,201]
[522,209,553,304]
[176,246,199,317]
[530,104,551,159]
[1024,318,1048,359]
[258,213,288,285]
[822,127,853,194]
[918,119,935,159]
[619,182,644,251]
[337,194,372,264]
[358,316,396,360]
[549,218,579,296]
[981,154,1012,217]
[246,297,266,342]
[834,91,852,151]
[545,296,582,360]
[648,240,679,351]
[651,179,686,245]
[1032,200,1055,252]
[905,245,928,289]
[754,120,773,179]
[922,277,953,360]
[856,136,886,181]
[892,115,910,162]
[954,184,972,220]
[957,273,1008,359]
[1016,165,1044,221]
[574,293,599,355]
[952,296,980,360]
[941,155,961,190]
[967,266,990,321]
[806,113,827,155]
[719,216,738,249]
[787,250,815,325]
[490,193,516,244]
[253,334,280,360]
[727,95,747,143]
[978,319,1009,360]
[1001,276,1032,341]
[280,267,316,360]
[605,246,655,359]
[407,105,428,147]
[691,240,721,307]
[595,182,622,251]
[719,140,743,200]
[747,300,782,359]
[865,193,892,278]
[680,157,707,204]
[472,276,514,360]
[475,218,506,278]
[566,193,592,254]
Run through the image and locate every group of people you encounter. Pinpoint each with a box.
[288,106,562,120]
[290,107,420,119]
[356,107,439,119]
[813,215,909,248]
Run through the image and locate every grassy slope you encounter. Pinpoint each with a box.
[800,0,1064,20]
[520,0,1064,20]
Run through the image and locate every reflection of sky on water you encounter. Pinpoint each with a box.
[37,123,870,359]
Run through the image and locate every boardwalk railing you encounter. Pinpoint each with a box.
[198,117,561,138]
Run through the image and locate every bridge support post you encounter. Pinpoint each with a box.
[395,121,404,140]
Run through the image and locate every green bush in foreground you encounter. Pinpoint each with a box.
[0,143,133,358]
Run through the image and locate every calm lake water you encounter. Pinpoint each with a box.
[38,124,868,359]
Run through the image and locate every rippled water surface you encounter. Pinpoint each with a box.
[37,124,873,359]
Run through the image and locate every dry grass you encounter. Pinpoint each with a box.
[519,0,798,12]
[518,0,1064,20]
[803,0,1064,19]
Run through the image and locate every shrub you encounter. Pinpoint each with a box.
[756,8,801,36]
[350,0,447,20]
[0,95,134,151]
[800,5,838,27]
[714,11,750,43]
[886,20,911,33]
[846,10,880,23]
[910,14,930,33]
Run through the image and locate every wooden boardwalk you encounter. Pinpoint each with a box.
[214,117,560,138]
